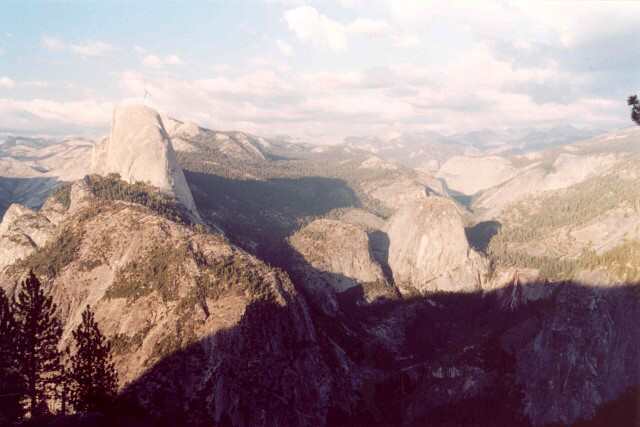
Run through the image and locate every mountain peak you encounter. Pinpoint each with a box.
[91,104,201,221]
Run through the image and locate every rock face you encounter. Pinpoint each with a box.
[0,202,60,270]
[505,283,640,426]
[91,104,200,220]
[288,219,396,313]
[387,196,488,293]
[360,173,446,212]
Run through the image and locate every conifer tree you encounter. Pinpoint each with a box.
[0,287,24,424]
[13,271,63,418]
[69,305,118,413]
[629,95,640,125]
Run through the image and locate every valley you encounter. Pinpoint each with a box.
[0,105,638,426]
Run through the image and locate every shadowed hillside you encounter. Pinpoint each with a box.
[41,279,638,427]
[185,171,359,263]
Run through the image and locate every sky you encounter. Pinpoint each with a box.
[1,0,639,143]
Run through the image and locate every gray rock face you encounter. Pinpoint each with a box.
[288,219,396,313]
[0,203,56,270]
[387,196,488,294]
[509,284,640,426]
[91,104,200,220]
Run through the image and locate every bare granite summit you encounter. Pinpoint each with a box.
[91,104,201,220]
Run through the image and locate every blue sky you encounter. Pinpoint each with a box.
[1,0,639,142]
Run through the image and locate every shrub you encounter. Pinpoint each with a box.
[51,183,73,210]
[84,174,193,224]
[105,244,189,302]
[8,228,83,279]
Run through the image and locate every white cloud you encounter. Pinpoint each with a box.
[111,43,625,145]
[0,47,5,56]
[284,6,418,51]
[284,6,348,51]
[42,36,65,51]
[0,77,15,89]
[142,53,184,67]
[276,39,294,56]
[22,81,49,88]
[41,36,114,57]
[347,18,390,36]
[0,98,113,133]
[70,41,114,57]
[392,33,420,48]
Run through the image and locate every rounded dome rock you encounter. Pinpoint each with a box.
[91,104,201,221]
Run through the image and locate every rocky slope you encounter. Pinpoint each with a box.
[0,182,333,426]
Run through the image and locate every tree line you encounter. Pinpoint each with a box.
[0,271,117,426]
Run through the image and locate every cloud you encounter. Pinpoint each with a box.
[276,39,294,56]
[41,36,114,57]
[142,53,184,67]
[283,5,418,51]
[111,42,626,145]
[0,77,15,89]
[392,33,420,48]
[70,41,114,57]
[347,18,390,36]
[0,98,113,134]
[284,6,348,51]
[42,36,65,51]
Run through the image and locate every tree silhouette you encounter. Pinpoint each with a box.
[13,271,63,418]
[69,305,118,413]
[628,95,640,125]
[0,288,24,424]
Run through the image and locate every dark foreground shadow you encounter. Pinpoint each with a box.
[40,279,640,427]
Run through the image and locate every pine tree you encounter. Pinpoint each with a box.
[69,305,118,413]
[13,271,63,418]
[629,95,640,126]
[0,287,24,424]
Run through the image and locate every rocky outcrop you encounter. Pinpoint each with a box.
[288,219,396,313]
[387,196,488,294]
[0,203,57,270]
[360,173,446,212]
[91,104,201,220]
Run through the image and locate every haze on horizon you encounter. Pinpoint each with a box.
[1,0,639,143]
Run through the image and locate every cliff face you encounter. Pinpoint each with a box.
[508,283,640,426]
[387,196,488,294]
[91,104,200,221]
[0,187,332,426]
[0,199,65,270]
[288,219,396,313]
